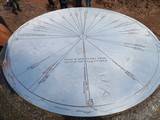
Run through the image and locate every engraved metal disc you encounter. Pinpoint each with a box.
[2,8,160,117]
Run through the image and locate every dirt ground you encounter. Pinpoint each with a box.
[0,0,160,37]
[0,0,160,120]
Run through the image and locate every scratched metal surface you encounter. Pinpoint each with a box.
[2,8,160,117]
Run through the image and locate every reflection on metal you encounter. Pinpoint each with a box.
[2,8,160,117]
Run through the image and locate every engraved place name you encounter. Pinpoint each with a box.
[64,57,107,64]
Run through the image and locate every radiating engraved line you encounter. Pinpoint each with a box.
[121,32,139,35]
[85,11,100,34]
[87,37,157,53]
[42,19,78,35]
[17,57,50,77]
[74,9,83,34]
[85,14,107,35]
[82,39,93,107]
[114,22,134,28]
[108,19,121,25]
[28,23,64,35]
[87,30,139,37]
[40,17,79,36]
[119,29,140,32]
[29,23,51,32]
[24,27,78,37]
[17,35,78,40]
[68,9,81,33]
[29,39,81,91]
[86,38,144,86]
[89,19,138,35]
[35,19,78,35]
[79,8,83,34]
[82,10,88,35]
[18,33,53,36]
[89,27,139,36]
[58,11,80,34]
[47,18,78,35]
[27,21,79,36]
[16,27,78,38]
[17,39,80,77]
[17,33,78,38]
[102,18,121,29]
[123,45,145,51]
[17,31,77,37]
[25,27,50,33]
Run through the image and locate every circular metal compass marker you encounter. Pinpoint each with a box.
[2,8,160,117]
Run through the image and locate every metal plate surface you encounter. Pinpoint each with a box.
[2,8,160,117]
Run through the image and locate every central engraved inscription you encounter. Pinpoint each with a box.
[64,57,108,64]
